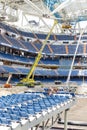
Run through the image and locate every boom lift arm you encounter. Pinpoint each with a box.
[20,20,58,86]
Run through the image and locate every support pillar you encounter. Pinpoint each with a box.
[52,116,54,125]
[6,73,12,84]
[64,109,69,130]
[31,128,33,130]
[42,121,44,130]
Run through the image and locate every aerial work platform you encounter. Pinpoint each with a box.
[0,92,75,130]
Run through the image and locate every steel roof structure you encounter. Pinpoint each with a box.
[0,0,87,32]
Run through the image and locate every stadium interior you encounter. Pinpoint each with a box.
[0,0,87,130]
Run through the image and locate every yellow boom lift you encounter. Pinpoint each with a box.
[18,20,58,87]
[62,23,72,29]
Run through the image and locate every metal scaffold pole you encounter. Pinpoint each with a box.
[66,27,86,91]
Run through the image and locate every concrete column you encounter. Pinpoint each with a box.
[42,121,44,130]
[64,109,69,130]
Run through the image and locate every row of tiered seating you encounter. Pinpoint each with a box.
[0,22,75,41]
[0,65,57,76]
[0,51,59,65]
[0,34,86,55]
[0,22,17,34]
[0,65,87,77]
[18,30,87,41]
[35,68,56,76]
[58,69,79,76]
[0,92,74,130]
[1,22,87,47]
[5,35,24,49]
[0,51,83,67]
[68,44,84,54]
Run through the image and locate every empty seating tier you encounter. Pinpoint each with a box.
[0,34,86,55]
[0,22,75,41]
[0,65,86,77]
[0,92,75,130]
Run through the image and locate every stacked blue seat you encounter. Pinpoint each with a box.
[77,44,84,54]
[68,44,76,54]
[0,92,73,126]
[5,36,23,49]
[0,35,11,46]
[21,41,36,52]
[2,65,18,74]
[52,44,66,54]
[43,45,51,54]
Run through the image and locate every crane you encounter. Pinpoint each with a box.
[19,20,58,87]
